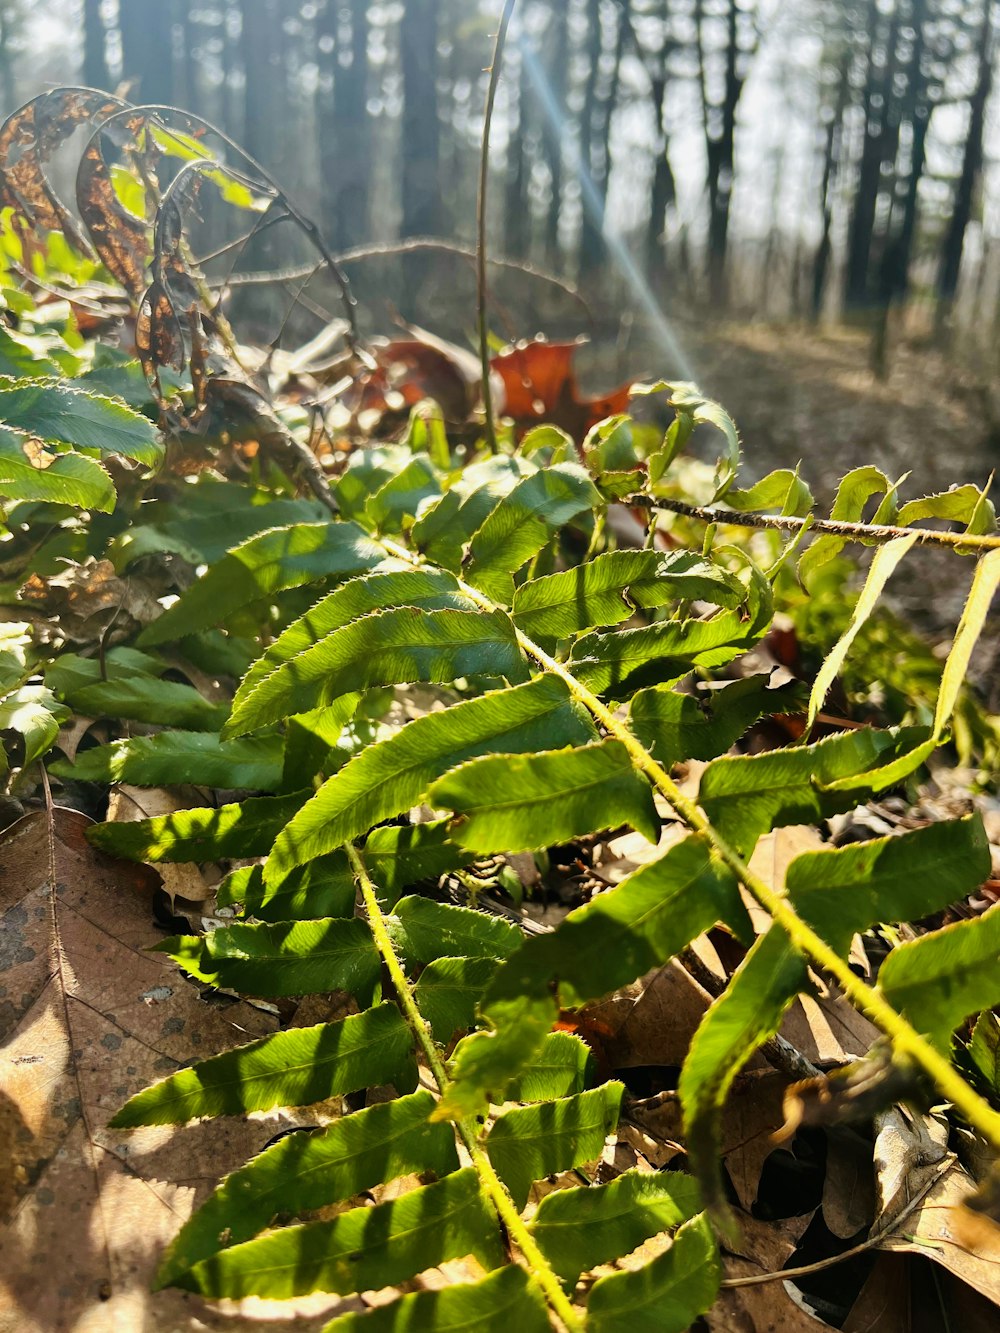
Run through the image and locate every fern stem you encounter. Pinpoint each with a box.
[346,842,452,1088]
[374,530,1000,1147]
[346,843,584,1333]
[537,648,1000,1147]
[423,571,1000,1150]
[642,496,1000,552]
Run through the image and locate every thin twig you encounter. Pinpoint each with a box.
[641,496,1000,552]
[214,238,591,320]
[722,1153,955,1287]
[478,0,518,454]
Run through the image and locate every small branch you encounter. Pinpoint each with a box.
[641,496,1000,552]
[214,239,591,318]
[679,946,821,1082]
[345,843,583,1333]
[722,1153,955,1288]
[478,0,517,454]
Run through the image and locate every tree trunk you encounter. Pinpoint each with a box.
[83,0,110,91]
[647,69,677,285]
[317,0,370,250]
[240,0,286,169]
[937,0,995,332]
[400,0,441,296]
[881,4,931,312]
[578,0,603,272]
[844,0,901,312]
[178,2,201,114]
[118,0,175,106]
[539,5,569,267]
[812,51,850,321]
[706,0,741,306]
[504,39,531,260]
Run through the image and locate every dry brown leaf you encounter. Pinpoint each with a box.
[106,785,212,905]
[610,957,714,1069]
[781,987,881,1067]
[0,806,340,1332]
[873,1107,949,1224]
[822,1129,877,1240]
[55,713,99,764]
[722,1070,797,1211]
[0,89,121,254]
[846,1249,1000,1332]
[879,1160,1000,1309]
[76,115,151,301]
[19,557,162,643]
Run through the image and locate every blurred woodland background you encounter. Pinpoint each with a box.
[4,0,1000,487]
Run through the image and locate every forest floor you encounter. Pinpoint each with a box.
[691,321,998,495]
[578,315,1000,634]
[580,318,998,497]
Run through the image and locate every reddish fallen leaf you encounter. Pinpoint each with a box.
[491,337,632,441]
[348,330,632,443]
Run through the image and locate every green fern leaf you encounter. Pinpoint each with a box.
[585,1212,721,1333]
[226,606,528,735]
[879,907,1000,1053]
[485,1083,624,1209]
[219,853,357,921]
[722,467,814,517]
[787,815,990,956]
[440,835,747,1122]
[177,1168,503,1299]
[806,534,917,733]
[48,651,228,730]
[158,917,380,1001]
[629,673,801,768]
[483,834,745,1021]
[527,1168,702,1284]
[51,731,284,790]
[365,453,441,533]
[679,929,805,1230]
[231,568,476,719]
[0,426,116,510]
[898,484,997,531]
[110,1002,415,1128]
[391,896,522,963]
[321,1264,550,1333]
[88,790,309,862]
[427,739,660,853]
[411,454,537,568]
[413,956,502,1042]
[569,565,772,699]
[0,377,162,465]
[505,1031,593,1102]
[465,463,602,602]
[798,465,899,586]
[510,549,743,639]
[139,522,396,645]
[364,820,475,904]
[265,675,596,883]
[157,1089,457,1286]
[699,727,906,854]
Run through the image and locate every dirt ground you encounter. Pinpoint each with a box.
[595,319,998,499]
[580,317,997,627]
